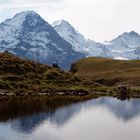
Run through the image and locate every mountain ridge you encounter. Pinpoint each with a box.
[53,19,140,60]
[52,19,109,57]
[0,11,85,70]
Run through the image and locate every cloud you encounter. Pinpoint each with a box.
[0,0,62,8]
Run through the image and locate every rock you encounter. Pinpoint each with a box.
[57,92,65,95]
[8,93,15,96]
[0,92,6,96]
[38,93,47,96]
[117,84,130,100]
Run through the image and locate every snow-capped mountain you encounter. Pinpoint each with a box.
[111,31,140,47]
[52,20,140,60]
[107,31,140,59]
[52,20,109,57]
[0,11,85,70]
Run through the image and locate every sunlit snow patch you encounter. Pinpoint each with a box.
[114,57,129,60]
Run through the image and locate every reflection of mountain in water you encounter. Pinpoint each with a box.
[11,112,51,133]
[10,102,84,133]
[93,98,140,121]
[10,98,140,133]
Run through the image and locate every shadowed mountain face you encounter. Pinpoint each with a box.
[4,97,140,134]
[0,11,85,70]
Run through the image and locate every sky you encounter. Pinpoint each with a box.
[0,0,140,42]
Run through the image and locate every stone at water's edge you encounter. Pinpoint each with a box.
[117,85,130,100]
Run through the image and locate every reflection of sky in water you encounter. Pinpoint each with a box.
[0,97,140,140]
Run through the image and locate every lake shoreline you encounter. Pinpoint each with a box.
[0,91,140,122]
[0,94,99,122]
[1,87,140,99]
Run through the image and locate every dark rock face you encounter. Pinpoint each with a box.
[0,11,85,70]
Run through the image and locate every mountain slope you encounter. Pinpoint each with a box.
[107,31,140,59]
[70,57,140,86]
[111,31,140,47]
[52,20,109,57]
[52,20,140,60]
[0,11,85,70]
[0,51,72,93]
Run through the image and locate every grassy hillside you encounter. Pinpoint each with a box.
[0,52,74,94]
[70,57,140,86]
[1,52,140,97]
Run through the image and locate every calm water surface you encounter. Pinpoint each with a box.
[0,97,140,140]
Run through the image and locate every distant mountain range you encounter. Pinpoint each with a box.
[0,10,140,70]
[52,20,110,57]
[52,20,140,60]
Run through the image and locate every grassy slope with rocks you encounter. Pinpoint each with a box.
[0,52,76,94]
[0,52,99,95]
